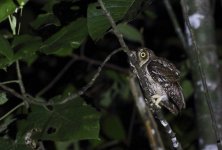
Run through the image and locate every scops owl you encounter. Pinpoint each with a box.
[131,48,185,114]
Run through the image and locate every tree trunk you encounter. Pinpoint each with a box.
[182,0,222,149]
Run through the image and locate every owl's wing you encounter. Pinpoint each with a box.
[148,58,180,82]
[148,58,185,112]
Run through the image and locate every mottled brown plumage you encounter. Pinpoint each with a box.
[132,48,185,114]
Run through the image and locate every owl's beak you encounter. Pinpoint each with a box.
[139,60,147,67]
[139,62,143,67]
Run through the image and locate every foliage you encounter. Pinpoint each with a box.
[1,0,221,149]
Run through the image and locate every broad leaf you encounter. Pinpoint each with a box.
[0,0,16,23]
[17,0,29,6]
[117,23,142,43]
[40,18,88,56]
[12,35,42,65]
[0,34,14,60]
[42,0,60,12]
[0,0,28,23]
[182,80,194,99]
[30,13,61,30]
[0,138,28,150]
[102,115,126,140]
[17,98,100,143]
[0,58,13,70]
[87,0,147,40]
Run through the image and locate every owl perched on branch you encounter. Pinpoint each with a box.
[129,48,185,114]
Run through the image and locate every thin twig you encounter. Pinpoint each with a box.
[16,61,26,95]
[36,57,77,97]
[0,102,25,121]
[181,0,222,147]
[72,54,128,74]
[98,0,129,53]
[36,53,128,97]
[0,85,46,106]
[163,0,188,49]
[57,48,122,104]
[0,85,24,100]
[0,80,19,85]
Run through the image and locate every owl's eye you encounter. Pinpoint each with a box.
[140,51,147,59]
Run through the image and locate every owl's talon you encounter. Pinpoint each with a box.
[151,94,163,109]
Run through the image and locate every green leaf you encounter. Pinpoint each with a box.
[42,0,60,12]
[87,0,129,40]
[117,23,142,43]
[0,34,14,69]
[17,98,101,142]
[0,0,28,23]
[0,92,8,105]
[0,34,14,60]
[0,0,16,23]
[12,35,42,65]
[17,0,29,6]
[30,13,61,30]
[0,138,28,150]
[55,141,76,150]
[181,80,194,99]
[40,18,88,56]
[102,115,126,140]
[100,90,112,107]
[87,0,147,40]
[0,118,16,133]
[104,70,130,100]
[0,58,13,70]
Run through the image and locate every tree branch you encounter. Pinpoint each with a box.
[0,85,46,106]
[0,102,25,121]
[16,61,26,95]
[181,0,222,148]
[163,0,188,50]
[155,112,183,150]
[129,77,165,150]
[0,85,25,100]
[0,80,19,85]
[72,54,128,74]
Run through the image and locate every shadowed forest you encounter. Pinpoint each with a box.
[0,0,222,150]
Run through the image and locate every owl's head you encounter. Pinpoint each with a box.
[136,48,155,67]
